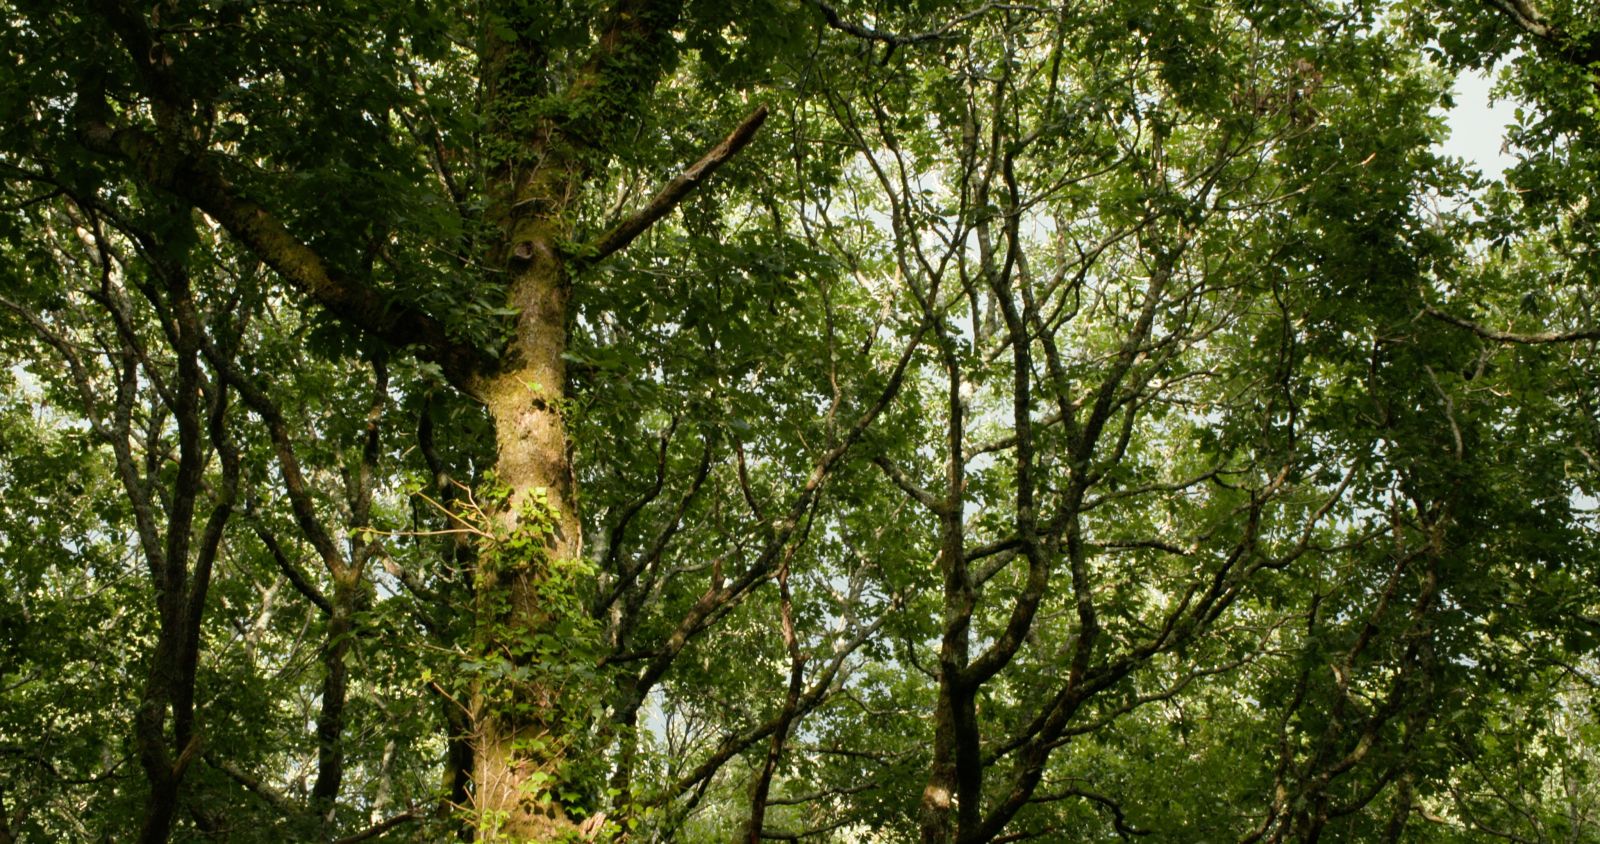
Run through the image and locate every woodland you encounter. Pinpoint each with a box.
[1,0,1598,841]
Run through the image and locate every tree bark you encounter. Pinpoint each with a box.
[467,105,586,831]
[469,248,584,837]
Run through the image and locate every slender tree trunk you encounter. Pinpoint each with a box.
[136,250,226,844]
[312,573,358,820]
[444,703,477,842]
[742,568,805,843]
[136,631,182,844]
[919,679,958,843]
[921,362,971,844]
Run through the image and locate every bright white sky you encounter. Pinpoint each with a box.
[1439,67,1520,181]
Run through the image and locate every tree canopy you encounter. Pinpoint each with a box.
[1,0,1597,841]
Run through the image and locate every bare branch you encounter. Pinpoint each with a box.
[251,522,333,617]
[581,105,769,264]
[873,455,946,513]
[209,756,298,817]
[804,0,1000,47]
[1424,303,1600,344]
[331,810,420,844]
[1480,0,1555,40]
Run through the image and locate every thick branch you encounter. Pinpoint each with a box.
[1477,0,1600,65]
[581,105,769,264]
[1423,304,1600,344]
[76,121,489,388]
[1480,0,1555,39]
[873,455,947,513]
[556,0,686,145]
[331,811,420,844]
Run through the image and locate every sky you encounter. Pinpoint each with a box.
[1439,66,1520,181]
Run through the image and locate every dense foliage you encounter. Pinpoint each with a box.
[1,0,1597,841]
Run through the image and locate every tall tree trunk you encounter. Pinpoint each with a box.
[921,357,971,844]
[470,212,584,839]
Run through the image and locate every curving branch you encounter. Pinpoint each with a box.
[1480,0,1556,39]
[1025,787,1149,840]
[76,0,492,390]
[73,122,488,390]
[1477,0,1600,66]
[252,522,333,616]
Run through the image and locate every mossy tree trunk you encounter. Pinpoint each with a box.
[465,1,768,835]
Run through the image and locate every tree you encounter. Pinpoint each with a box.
[1,0,1596,842]
[5,0,898,838]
